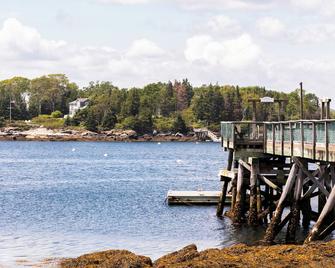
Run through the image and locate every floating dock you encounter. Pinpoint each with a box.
[167,190,231,205]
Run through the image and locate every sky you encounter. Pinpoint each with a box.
[0,0,335,99]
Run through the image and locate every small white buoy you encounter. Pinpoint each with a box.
[72,148,76,152]
[157,142,161,145]
[176,159,183,164]
[104,153,108,157]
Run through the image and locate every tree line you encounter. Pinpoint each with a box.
[0,74,321,133]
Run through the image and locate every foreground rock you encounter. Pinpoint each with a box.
[60,250,152,268]
[60,240,335,268]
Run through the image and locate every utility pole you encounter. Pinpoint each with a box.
[9,96,12,123]
[300,82,304,120]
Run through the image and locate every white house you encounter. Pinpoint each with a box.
[69,98,89,117]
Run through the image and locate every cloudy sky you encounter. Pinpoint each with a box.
[0,0,335,99]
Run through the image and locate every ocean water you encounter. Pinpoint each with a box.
[0,141,260,267]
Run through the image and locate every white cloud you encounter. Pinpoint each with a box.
[290,0,335,16]
[0,18,67,60]
[0,18,170,87]
[257,17,285,38]
[290,0,322,9]
[126,38,166,58]
[175,0,270,10]
[289,23,335,43]
[97,0,274,9]
[97,0,150,4]
[206,15,241,35]
[185,34,261,69]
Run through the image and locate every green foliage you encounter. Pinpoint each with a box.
[31,115,65,129]
[173,114,188,134]
[154,117,175,133]
[101,110,117,130]
[51,110,63,118]
[84,110,98,132]
[0,117,5,128]
[0,75,324,133]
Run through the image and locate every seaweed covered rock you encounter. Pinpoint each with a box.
[60,249,152,268]
[154,244,199,268]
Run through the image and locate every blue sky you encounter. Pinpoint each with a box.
[0,0,335,100]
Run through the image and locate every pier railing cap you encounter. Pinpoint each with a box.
[221,119,335,125]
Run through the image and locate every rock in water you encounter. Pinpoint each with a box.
[60,250,152,268]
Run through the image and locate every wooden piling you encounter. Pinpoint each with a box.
[286,167,304,243]
[263,163,298,244]
[216,179,230,217]
[232,163,245,225]
[301,185,312,229]
[305,184,335,243]
[248,158,259,226]
[217,149,234,217]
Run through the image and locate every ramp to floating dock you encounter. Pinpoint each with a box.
[167,190,231,205]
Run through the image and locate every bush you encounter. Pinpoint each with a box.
[154,117,174,133]
[84,110,98,132]
[0,117,5,128]
[173,114,188,134]
[101,110,117,130]
[31,115,65,129]
[51,110,63,118]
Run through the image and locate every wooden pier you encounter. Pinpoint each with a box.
[218,119,335,244]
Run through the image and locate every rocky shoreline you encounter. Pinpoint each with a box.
[0,127,198,142]
[59,241,335,268]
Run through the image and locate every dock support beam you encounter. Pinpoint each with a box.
[248,158,259,226]
[263,163,298,244]
[305,185,335,242]
[286,167,304,243]
[232,163,245,225]
[217,149,234,217]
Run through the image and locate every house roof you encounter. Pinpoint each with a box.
[69,98,89,104]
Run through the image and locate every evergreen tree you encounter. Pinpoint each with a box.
[101,110,117,130]
[174,114,188,134]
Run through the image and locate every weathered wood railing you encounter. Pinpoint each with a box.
[265,120,335,162]
[221,121,264,150]
[221,120,335,162]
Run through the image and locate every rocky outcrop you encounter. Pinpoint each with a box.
[60,249,152,268]
[59,241,335,268]
[0,127,197,142]
[154,244,199,268]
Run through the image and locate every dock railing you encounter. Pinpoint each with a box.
[264,119,335,162]
[221,119,335,162]
[221,121,265,150]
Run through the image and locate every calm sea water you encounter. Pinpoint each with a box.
[0,141,263,267]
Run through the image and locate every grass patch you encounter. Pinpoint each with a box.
[32,115,65,129]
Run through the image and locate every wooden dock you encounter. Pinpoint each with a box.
[167,190,231,205]
[218,119,335,244]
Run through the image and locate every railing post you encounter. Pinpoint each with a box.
[231,123,235,149]
[290,122,293,157]
[301,121,304,158]
[272,123,275,155]
[264,123,267,154]
[281,123,284,156]
[325,121,329,162]
[312,122,316,160]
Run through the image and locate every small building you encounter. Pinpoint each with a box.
[69,98,89,117]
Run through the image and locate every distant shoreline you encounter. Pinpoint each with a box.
[0,127,200,142]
